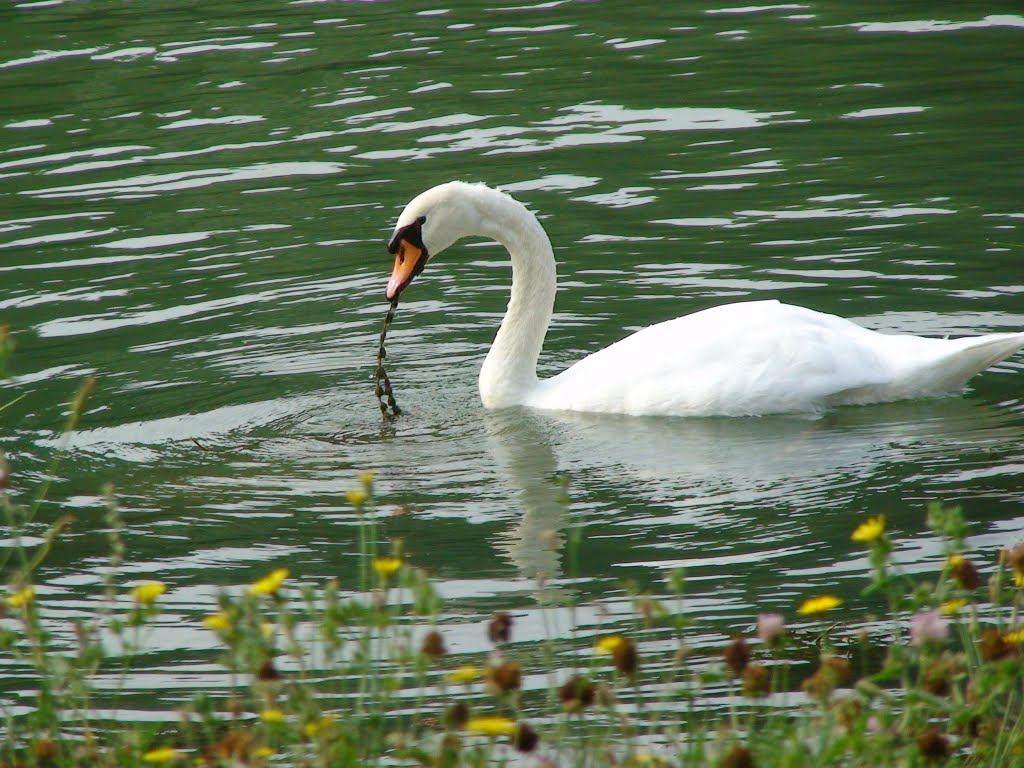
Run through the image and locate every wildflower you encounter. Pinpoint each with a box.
[6,586,35,609]
[142,747,183,763]
[488,611,513,644]
[129,582,167,605]
[940,597,969,615]
[559,675,595,713]
[345,488,368,508]
[594,634,638,674]
[916,726,950,761]
[203,612,231,631]
[723,637,750,675]
[302,716,334,738]
[421,630,446,658]
[851,515,885,543]
[466,716,518,738]
[486,661,522,695]
[1002,543,1024,586]
[910,611,949,647]
[1004,628,1024,644]
[448,665,482,684]
[756,613,785,645]
[372,557,402,578]
[358,471,375,491]
[250,568,289,596]
[260,708,285,724]
[253,746,274,758]
[595,635,627,655]
[798,595,842,616]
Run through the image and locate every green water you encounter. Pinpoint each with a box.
[1,0,1023,716]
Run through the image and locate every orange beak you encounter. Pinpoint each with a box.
[385,239,426,302]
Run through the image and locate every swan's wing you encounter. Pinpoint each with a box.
[530,300,894,416]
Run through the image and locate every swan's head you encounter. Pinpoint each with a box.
[385,181,488,301]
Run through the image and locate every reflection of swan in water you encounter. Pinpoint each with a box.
[482,397,1024,577]
[385,181,1024,417]
[483,408,567,582]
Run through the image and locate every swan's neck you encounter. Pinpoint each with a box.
[476,192,556,408]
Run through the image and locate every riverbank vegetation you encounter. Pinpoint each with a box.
[1,345,1022,767]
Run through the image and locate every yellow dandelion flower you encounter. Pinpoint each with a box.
[358,471,375,489]
[372,557,402,578]
[6,587,35,609]
[595,635,627,654]
[448,665,482,684]
[851,515,885,543]
[260,708,285,724]
[466,716,519,737]
[1003,628,1024,644]
[798,595,843,616]
[253,746,274,758]
[947,553,965,568]
[129,582,167,605]
[302,715,335,738]
[203,612,231,632]
[1015,571,1024,588]
[141,746,182,763]
[345,488,368,507]
[250,568,289,596]
[940,597,969,615]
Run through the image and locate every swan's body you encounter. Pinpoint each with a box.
[385,181,1024,417]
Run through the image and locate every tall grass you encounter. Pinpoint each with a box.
[1,335,1022,767]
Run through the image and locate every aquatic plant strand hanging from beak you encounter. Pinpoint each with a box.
[375,300,402,419]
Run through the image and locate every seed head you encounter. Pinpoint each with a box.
[558,675,595,713]
[421,630,446,658]
[949,556,981,590]
[742,663,771,698]
[486,661,522,695]
[488,612,513,644]
[916,727,950,761]
[257,658,281,682]
[718,745,755,768]
[723,637,750,675]
[512,723,539,753]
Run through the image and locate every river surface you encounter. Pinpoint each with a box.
[1,1,1023,720]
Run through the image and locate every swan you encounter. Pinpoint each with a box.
[385,181,1024,417]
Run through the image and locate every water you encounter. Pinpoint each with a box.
[2,0,1024,718]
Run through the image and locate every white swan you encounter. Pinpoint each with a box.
[385,181,1024,417]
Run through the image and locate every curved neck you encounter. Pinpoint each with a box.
[475,191,556,408]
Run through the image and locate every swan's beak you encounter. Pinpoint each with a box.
[385,239,426,302]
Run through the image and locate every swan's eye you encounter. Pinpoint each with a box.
[387,216,426,255]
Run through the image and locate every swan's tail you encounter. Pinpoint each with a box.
[836,330,1024,405]
[893,331,1024,399]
